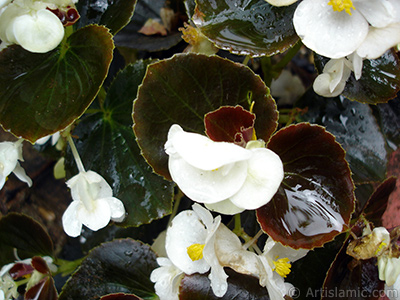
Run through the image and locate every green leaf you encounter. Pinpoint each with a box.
[59,239,158,300]
[374,98,400,150]
[193,0,299,57]
[133,53,278,179]
[0,25,114,142]
[65,61,174,227]
[314,50,400,104]
[257,123,355,249]
[296,93,388,184]
[179,269,269,300]
[0,213,53,264]
[75,0,137,35]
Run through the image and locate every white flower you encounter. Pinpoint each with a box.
[165,124,284,215]
[62,170,126,237]
[165,204,228,296]
[150,257,184,300]
[385,275,400,300]
[270,70,305,105]
[0,256,54,300]
[35,132,60,146]
[0,0,78,53]
[258,238,308,300]
[293,0,400,60]
[0,140,32,190]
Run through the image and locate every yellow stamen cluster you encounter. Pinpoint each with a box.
[375,242,388,256]
[327,0,355,15]
[273,257,291,278]
[187,243,205,261]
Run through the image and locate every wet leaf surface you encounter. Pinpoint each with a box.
[59,239,158,300]
[314,50,400,104]
[133,53,278,179]
[257,123,355,249]
[65,61,174,227]
[179,268,269,300]
[297,93,388,184]
[193,0,299,57]
[0,25,113,142]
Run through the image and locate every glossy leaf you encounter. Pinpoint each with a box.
[204,105,255,146]
[193,0,299,57]
[374,98,400,150]
[179,268,269,300]
[0,213,53,263]
[114,0,183,52]
[314,50,400,104]
[257,123,355,249]
[75,0,137,35]
[297,93,388,184]
[0,25,113,142]
[65,61,174,227]
[133,53,278,179]
[58,239,158,300]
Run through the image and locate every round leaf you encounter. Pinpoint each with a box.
[133,53,278,179]
[193,0,299,57]
[257,123,355,249]
[65,61,174,227]
[59,239,158,300]
[0,25,114,142]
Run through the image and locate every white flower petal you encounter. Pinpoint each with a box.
[355,0,397,28]
[215,224,263,277]
[356,23,400,59]
[263,237,309,264]
[264,0,298,7]
[165,210,210,274]
[293,0,368,58]
[204,226,228,297]
[76,198,111,232]
[11,9,64,53]
[150,258,183,300]
[12,162,32,187]
[0,142,19,178]
[106,197,126,221]
[379,256,400,286]
[229,148,284,210]
[259,255,288,300]
[168,155,248,203]
[165,124,251,170]
[385,275,400,300]
[205,200,245,215]
[62,201,83,237]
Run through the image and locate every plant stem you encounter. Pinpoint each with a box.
[67,134,85,173]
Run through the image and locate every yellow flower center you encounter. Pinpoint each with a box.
[273,257,291,278]
[187,243,205,261]
[375,241,387,256]
[328,0,355,15]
